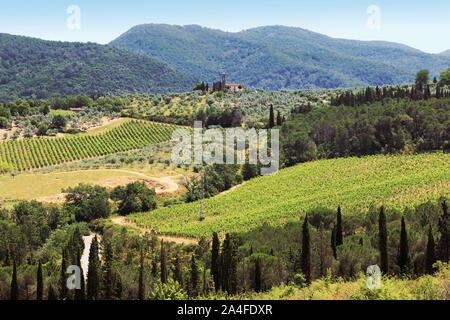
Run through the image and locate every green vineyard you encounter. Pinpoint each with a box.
[128,153,450,238]
[0,120,181,171]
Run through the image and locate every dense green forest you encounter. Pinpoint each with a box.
[280,97,450,167]
[110,24,450,90]
[0,33,196,102]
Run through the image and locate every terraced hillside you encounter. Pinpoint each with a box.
[128,153,450,238]
[0,120,181,171]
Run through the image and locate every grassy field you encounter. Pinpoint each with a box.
[128,153,450,238]
[0,163,187,203]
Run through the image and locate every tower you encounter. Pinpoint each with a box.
[221,72,226,91]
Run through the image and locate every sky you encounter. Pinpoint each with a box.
[0,0,449,53]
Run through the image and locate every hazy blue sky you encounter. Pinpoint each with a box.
[0,0,449,53]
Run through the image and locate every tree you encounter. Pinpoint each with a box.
[269,105,275,129]
[10,260,18,300]
[160,240,168,284]
[301,215,311,284]
[173,254,184,287]
[425,227,436,274]
[113,182,157,216]
[437,200,449,262]
[189,255,199,297]
[254,258,262,292]
[211,232,220,292]
[51,114,67,130]
[103,239,113,300]
[336,206,343,246]
[75,249,85,301]
[398,217,411,274]
[60,250,68,300]
[379,206,389,274]
[439,68,450,85]
[36,261,43,300]
[138,246,145,300]
[415,69,430,89]
[87,237,100,300]
[64,184,111,222]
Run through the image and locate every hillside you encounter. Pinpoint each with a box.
[440,49,450,57]
[128,153,450,238]
[110,24,450,90]
[0,33,196,102]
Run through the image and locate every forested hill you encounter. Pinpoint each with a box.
[440,49,450,57]
[0,33,197,102]
[110,24,450,90]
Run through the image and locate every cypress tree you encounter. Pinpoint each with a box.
[379,206,389,274]
[301,215,311,284]
[190,255,199,297]
[60,249,68,300]
[398,217,411,274]
[254,258,262,292]
[276,111,282,126]
[103,239,113,300]
[173,254,184,287]
[336,206,343,246]
[437,200,449,262]
[138,247,145,300]
[36,261,43,300]
[10,260,18,300]
[211,232,220,292]
[269,105,275,129]
[425,227,436,274]
[160,240,168,284]
[75,249,85,301]
[87,236,100,300]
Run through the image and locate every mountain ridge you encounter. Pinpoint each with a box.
[110,23,450,90]
[0,33,197,102]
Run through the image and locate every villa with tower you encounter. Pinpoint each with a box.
[210,72,245,93]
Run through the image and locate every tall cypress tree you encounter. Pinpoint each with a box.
[301,215,311,284]
[60,249,68,300]
[379,206,389,274]
[254,258,262,292]
[189,255,199,297]
[36,261,43,300]
[103,239,113,300]
[160,240,168,284]
[75,249,85,301]
[87,236,100,300]
[398,217,411,274]
[269,105,275,129]
[336,206,343,246]
[138,247,145,300]
[10,260,18,300]
[173,254,183,287]
[211,232,220,292]
[425,227,436,274]
[437,200,449,262]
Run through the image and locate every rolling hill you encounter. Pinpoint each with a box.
[110,24,450,90]
[440,49,450,57]
[0,33,196,102]
[128,153,450,238]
